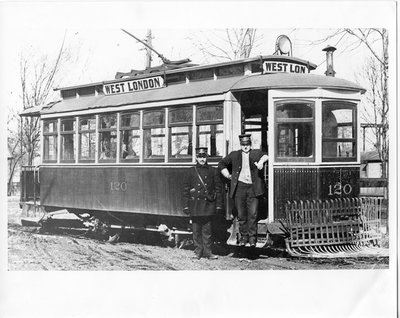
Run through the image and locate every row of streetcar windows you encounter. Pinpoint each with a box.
[43,104,224,163]
[275,100,357,162]
[43,100,357,164]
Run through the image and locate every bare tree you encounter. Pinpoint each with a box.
[7,33,71,195]
[189,29,258,62]
[311,29,389,178]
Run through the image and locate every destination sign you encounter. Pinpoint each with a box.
[263,61,308,74]
[103,76,164,95]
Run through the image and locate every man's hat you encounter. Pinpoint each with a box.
[195,147,209,157]
[239,134,252,145]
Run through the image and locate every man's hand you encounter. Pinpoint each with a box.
[221,168,232,180]
[255,161,264,170]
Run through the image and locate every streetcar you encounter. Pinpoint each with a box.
[21,34,382,256]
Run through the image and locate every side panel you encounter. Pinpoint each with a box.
[274,166,360,220]
[273,167,319,220]
[40,166,190,216]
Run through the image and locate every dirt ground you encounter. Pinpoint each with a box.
[7,197,389,271]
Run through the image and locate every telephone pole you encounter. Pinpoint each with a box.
[145,29,153,69]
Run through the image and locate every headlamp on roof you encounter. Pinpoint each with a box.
[275,35,292,56]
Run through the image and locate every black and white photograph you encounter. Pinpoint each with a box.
[1,1,397,317]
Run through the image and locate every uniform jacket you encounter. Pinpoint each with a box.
[182,163,223,216]
[218,149,267,198]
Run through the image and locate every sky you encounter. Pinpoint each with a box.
[0,2,396,114]
[1,27,377,108]
[0,2,398,318]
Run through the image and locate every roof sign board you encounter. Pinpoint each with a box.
[103,76,164,96]
[263,61,308,74]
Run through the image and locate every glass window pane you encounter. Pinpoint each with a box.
[323,141,355,158]
[143,110,165,126]
[61,134,75,160]
[276,103,313,119]
[143,128,165,158]
[99,131,117,160]
[322,102,356,160]
[44,121,57,133]
[44,135,57,160]
[277,123,313,157]
[323,108,354,138]
[189,69,214,81]
[121,113,140,128]
[169,107,193,124]
[198,124,223,157]
[197,105,223,122]
[216,65,244,77]
[80,132,95,159]
[61,119,75,132]
[121,130,140,159]
[80,117,96,131]
[100,114,117,129]
[170,126,192,158]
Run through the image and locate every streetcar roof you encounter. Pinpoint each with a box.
[230,73,366,93]
[55,55,318,91]
[39,72,365,116]
[40,75,245,115]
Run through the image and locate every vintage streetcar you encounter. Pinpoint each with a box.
[20,35,384,257]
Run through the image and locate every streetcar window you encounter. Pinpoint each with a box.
[188,69,214,81]
[275,101,314,162]
[216,65,244,77]
[169,107,193,160]
[44,121,57,133]
[43,120,58,162]
[77,86,96,97]
[99,114,117,162]
[143,110,165,161]
[322,102,357,161]
[196,104,223,158]
[79,117,96,162]
[120,112,140,161]
[243,115,264,150]
[165,73,186,85]
[251,63,263,73]
[60,118,76,162]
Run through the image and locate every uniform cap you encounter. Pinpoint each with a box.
[239,134,252,145]
[195,147,209,157]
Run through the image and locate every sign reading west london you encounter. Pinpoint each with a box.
[103,76,164,96]
[263,61,308,74]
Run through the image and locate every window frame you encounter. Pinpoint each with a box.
[168,106,193,162]
[120,111,141,163]
[196,103,224,161]
[98,113,118,163]
[43,120,58,163]
[60,118,76,163]
[142,109,166,162]
[274,100,315,163]
[78,116,96,163]
[322,101,357,162]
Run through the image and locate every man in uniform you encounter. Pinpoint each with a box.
[183,147,223,259]
[218,134,268,247]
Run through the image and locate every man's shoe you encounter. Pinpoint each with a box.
[249,238,257,248]
[191,254,202,260]
[205,254,218,260]
[239,237,247,246]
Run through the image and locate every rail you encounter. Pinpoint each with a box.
[20,165,40,205]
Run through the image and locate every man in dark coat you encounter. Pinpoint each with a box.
[183,147,223,259]
[218,134,268,247]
